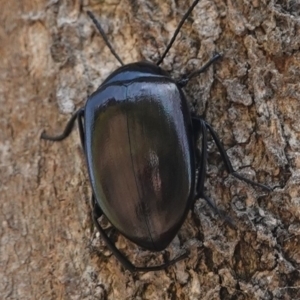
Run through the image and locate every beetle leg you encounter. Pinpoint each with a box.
[192,118,208,202]
[201,119,271,191]
[92,200,136,272]
[201,194,236,228]
[41,107,84,142]
[177,53,221,87]
[77,109,85,150]
[192,118,223,211]
[91,196,189,272]
[192,117,236,226]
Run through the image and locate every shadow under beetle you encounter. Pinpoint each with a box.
[41,0,271,272]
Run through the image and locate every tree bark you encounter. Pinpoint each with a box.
[1,0,300,299]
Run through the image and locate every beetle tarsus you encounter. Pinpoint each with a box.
[200,193,236,228]
[231,172,272,191]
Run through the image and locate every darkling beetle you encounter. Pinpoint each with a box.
[41,0,271,272]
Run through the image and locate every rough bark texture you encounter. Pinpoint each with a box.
[1,0,300,299]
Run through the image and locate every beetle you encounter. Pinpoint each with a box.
[41,0,270,272]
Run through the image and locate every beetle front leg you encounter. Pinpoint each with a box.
[92,196,189,273]
[41,107,84,142]
[177,53,221,87]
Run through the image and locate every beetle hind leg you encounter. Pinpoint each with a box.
[91,195,189,272]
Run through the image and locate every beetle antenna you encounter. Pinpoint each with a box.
[156,0,200,66]
[87,11,124,66]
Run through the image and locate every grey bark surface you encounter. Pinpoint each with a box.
[1,0,300,299]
